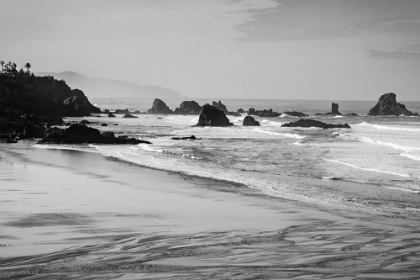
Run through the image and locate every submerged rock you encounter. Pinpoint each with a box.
[281,119,351,129]
[37,124,151,144]
[122,113,138,118]
[147,99,173,114]
[195,104,233,127]
[171,135,197,140]
[368,93,419,116]
[283,111,308,117]
[174,101,202,115]
[243,116,260,126]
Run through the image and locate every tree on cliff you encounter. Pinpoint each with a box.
[25,62,31,73]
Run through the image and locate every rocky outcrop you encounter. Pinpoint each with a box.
[248,108,280,117]
[331,103,341,115]
[243,116,260,126]
[281,119,351,129]
[114,109,130,114]
[237,108,245,114]
[195,104,233,127]
[212,101,228,114]
[283,111,308,117]
[0,75,100,118]
[122,114,138,118]
[171,135,197,140]
[37,124,151,144]
[368,93,419,116]
[108,113,116,117]
[147,99,173,114]
[174,101,202,115]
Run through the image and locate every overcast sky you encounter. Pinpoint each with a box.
[2,0,420,100]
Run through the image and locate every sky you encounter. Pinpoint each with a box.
[1,0,420,101]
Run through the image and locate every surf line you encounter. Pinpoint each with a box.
[324,159,411,178]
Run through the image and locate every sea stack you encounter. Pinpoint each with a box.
[212,101,229,114]
[331,103,341,115]
[243,116,260,126]
[147,99,173,114]
[174,101,202,115]
[368,93,419,116]
[195,104,233,126]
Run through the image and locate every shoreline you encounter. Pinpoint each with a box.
[1,143,420,278]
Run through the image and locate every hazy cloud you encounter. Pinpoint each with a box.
[236,0,420,41]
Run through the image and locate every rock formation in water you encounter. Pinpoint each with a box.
[283,111,308,117]
[108,113,116,117]
[212,101,228,114]
[237,108,245,114]
[147,98,173,114]
[243,116,260,126]
[281,119,351,129]
[248,108,280,117]
[171,135,197,140]
[368,93,419,116]
[331,103,341,115]
[174,101,202,115]
[122,113,138,118]
[195,104,233,127]
[38,124,151,144]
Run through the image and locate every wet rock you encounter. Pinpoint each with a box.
[114,109,130,114]
[174,101,202,115]
[37,124,151,144]
[108,113,116,117]
[368,93,419,116]
[243,116,260,126]
[212,101,228,114]
[171,135,197,140]
[195,104,233,127]
[237,108,245,114]
[122,114,138,118]
[281,119,351,129]
[147,99,173,114]
[283,111,308,117]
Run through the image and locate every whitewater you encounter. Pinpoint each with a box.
[47,98,420,218]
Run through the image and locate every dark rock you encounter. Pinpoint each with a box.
[37,124,151,144]
[101,123,108,126]
[23,124,45,138]
[247,108,280,117]
[103,109,110,113]
[122,114,138,118]
[237,108,245,114]
[281,119,351,129]
[195,104,233,127]
[133,110,141,114]
[243,116,260,126]
[283,111,308,117]
[80,120,91,125]
[101,131,114,138]
[212,101,228,114]
[157,117,162,119]
[174,101,202,115]
[346,113,358,116]
[331,103,341,115]
[108,113,116,117]
[171,135,197,140]
[368,93,419,116]
[114,109,130,114]
[61,90,101,117]
[147,99,173,114]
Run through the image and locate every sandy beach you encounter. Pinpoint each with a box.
[1,142,420,279]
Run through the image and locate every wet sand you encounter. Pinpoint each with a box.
[1,143,420,279]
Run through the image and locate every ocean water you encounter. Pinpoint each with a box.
[56,98,420,218]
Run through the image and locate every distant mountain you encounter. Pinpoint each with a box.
[36,71,182,99]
